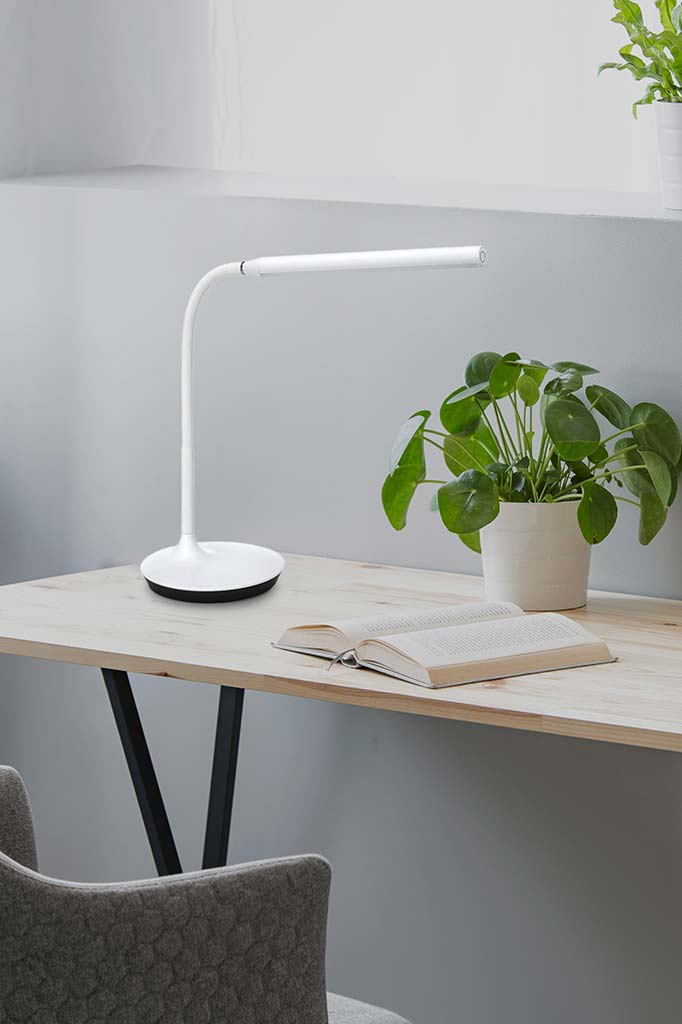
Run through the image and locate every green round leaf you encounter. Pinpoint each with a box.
[577,483,617,544]
[640,450,672,505]
[614,437,655,497]
[510,358,549,384]
[516,374,540,406]
[443,432,491,476]
[382,468,420,530]
[437,470,499,533]
[473,418,500,460]
[439,387,481,435]
[388,410,430,475]
[631,403,682,465]
[585,385,632,430]
[639,491,667,545]
[488,351,521,398]
[544,398,600,461]
[568,460,592,482]
[551,360,599,375]
[464,351,501,387]
[588,444,608,465]
[545,369,583,395]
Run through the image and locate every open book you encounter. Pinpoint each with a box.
[274,602,614,688]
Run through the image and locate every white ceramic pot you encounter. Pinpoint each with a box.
[480,502,591,611]
[655,101,682,210]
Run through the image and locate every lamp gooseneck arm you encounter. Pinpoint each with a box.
[181,262,242,539]
[178,245,485,542]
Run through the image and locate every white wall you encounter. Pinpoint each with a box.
[0,0,666,193]
[0,0,214,177]
[211,0,661,193]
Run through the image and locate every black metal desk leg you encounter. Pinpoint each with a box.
[102,668,183,877]
[202,686,245,869]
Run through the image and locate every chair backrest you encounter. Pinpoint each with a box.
[0,766,38,871]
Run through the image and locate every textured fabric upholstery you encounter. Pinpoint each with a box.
[0,766,38,871]
[328,994,412,1024]
[0,767,413,1024]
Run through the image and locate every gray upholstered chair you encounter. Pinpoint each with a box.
[0,766,411,1024]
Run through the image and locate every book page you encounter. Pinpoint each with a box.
[364,613,603,668]
[335,601,523,647]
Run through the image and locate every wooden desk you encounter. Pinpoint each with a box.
[1,554,680,874]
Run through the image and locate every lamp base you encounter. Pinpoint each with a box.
[141,538,285,603]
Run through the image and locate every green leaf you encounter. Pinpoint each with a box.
[443,432,491,475]
[551,369,584,395]
[439,387,482,435]
[488,351,522,398]
[666,456,679,507]
[464,351,501,387]
[630,402,682,464]
[672,2,682,31]
[458,531,481,554]
[585,384,632,429]
[613,0,644,30]
[640,449,672,505]
[551,360,599,375]
[656,0,675,31]
[509,358,549,384]
[578,482,618,544]
[588,444,608,465]
[437,470,499,534]
[614,437,655,496]
[440,382,490,433]
[388,410,430,475]
[639,491,667,545]
[544,399,601,461]
[382,468,420,530]
[473,418,500,460]
[568,460,592,482]
[516,373,540,406]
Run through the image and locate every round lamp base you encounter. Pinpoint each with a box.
[141,539,285,604]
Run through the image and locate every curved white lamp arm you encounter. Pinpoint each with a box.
[181,262,242,538]
[144,244,487,602]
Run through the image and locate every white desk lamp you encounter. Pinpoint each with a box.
[141,245,487,602]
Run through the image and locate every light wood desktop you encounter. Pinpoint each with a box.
[0,554,680,873]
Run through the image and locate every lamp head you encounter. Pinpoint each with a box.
[241,245,486,277]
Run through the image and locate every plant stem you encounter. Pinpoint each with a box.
[491,399,517,462]
[592,444,636,470]
[613,495,640,507]
[554,465,647,499]
[601,424,642,447]
[510,394,524,452]
[424,436,445,453]
[420,479,446,485]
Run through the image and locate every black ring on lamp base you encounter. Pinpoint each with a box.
[144,574,281,603]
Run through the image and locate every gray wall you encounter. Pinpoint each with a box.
[0,1,213,177]
[1,179,682,1024]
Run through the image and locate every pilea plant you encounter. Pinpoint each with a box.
[381,352,681,553]
[599,0,682,115]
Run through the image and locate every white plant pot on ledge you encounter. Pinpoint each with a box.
[480,502,591,611]
[655,101,682,210]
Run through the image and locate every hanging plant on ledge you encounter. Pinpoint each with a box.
[598,0,682,208]
[381,352,681,610]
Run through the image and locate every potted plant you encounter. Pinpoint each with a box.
[599,0,682,209]
[381,352,681,610]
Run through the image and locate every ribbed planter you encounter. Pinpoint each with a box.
[480,502,591,611]
[655,101,682,210]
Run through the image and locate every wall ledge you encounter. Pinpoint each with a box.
[3,164,681,223]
